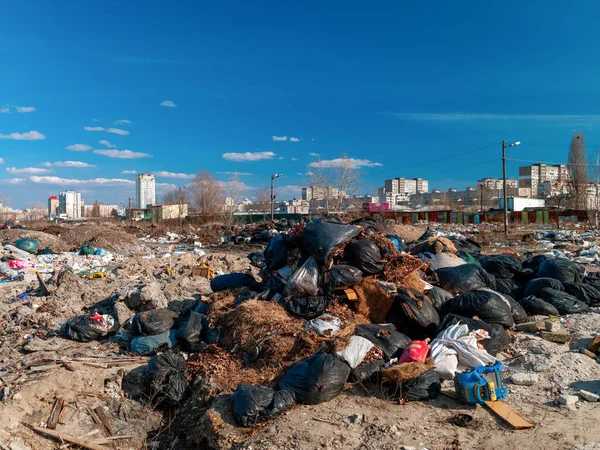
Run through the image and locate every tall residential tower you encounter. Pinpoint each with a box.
[135,172,155,209]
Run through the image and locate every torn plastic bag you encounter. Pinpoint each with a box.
[437,314,509,356]
[210,273,258,293]
[325,265,363,291]
[538,288,590,315]
[15,238,39,254]
[480,255,521,279]
[433,338,496,368]
[449,237,482,258]
[538,258,585,283]
[443,289,514,328]
[523,277,564,298]
[60,313,119,342]
[131,329,178,354]
[495,278,523,300]
[284,296,330,320]
[354,324,411,359]
[386,288,439,340]
[247,252,266,269]
[426,286,454,311]
[436,264,495,294]
[401,369,441,401]
[278,352,351,405]
[301,218,361,265]
[430,341,458,379]
[399,340,429,363]
[176,310,208,352]
[144,350,189,407]
[417,253,438,271]
[344,240,383,274]
[385,234,407,252]
[130,309,178,336]
[285,256,320,298]
[416,227,436,242]
[306,314,341,337]
[78,244,95,256]
[518,295,559,316]
[349,360,385,383]
[264,234,288,271]
[563,282,600,306]
[349,217,380,234]
[235,290,258,306]
[437,323,469,340]
[232,384,295,427]
[335,335,375,369]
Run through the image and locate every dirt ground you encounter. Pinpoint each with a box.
[0,220,599,450]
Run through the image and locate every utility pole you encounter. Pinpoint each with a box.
[178,187,183,229]
[502,140,521,236]
[480,184,483,211]
[270,174,282,221]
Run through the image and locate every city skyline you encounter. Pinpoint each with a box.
[3,1,600,207]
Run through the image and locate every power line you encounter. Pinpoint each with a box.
[506,158,600,167]
[418,157,501,178]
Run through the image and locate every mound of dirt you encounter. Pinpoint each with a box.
[61,223,148,256]
[390,224,428,243]
[0,229,69,251]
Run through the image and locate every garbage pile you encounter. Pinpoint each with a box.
[53,219,600,430]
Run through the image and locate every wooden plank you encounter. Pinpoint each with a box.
[164,270,192,293]
[93,406,114,436]
[47,398,64,429]
[23,424,107,450]
[484,401,534,430]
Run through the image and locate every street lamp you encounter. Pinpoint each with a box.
[270,174,282,221]
[502,140,521,235]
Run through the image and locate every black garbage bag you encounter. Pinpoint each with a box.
[521,253,552,273]
[325,265,363,292]
[354,324,411,359]
[247,252,266,269]
[538,259,585,284]
[514,268,536,283]
[349,218,380,235]
[505,295,528,324]
[417,253,438,271]
[583,272,600,284]
[235,290,258,306]
[175,310,208,352]
[523,277,564,298]
[131,309,178,336]
[144,350,189,407]
[285,256,320,298]
[426,286,454,311]
[401,369,441,402]
[538,288,590,315]
[60,313,119,342]
[386,288,439,340]
[278,352,351,404]
[232,385,295,427]
[449,237,482,258]
[385,234,408,252]
[210,273,258,293]
[436,264,495,294]
[284,296,330,320]
[344,240,383,274]
[563,282,600,306]
[495,278,523,300]
[444,289,514,328]
[301,219,361,265]
[480,255,521,279]
[437,314,509,356]
[349,360,385,383]
[264,234,288,271]
[37,248,57,255]
[416,227,436,242]
[518,296,560,316]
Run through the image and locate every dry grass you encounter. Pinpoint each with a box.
[396,270,426,293]
[381,253,428,284]
[353,277,394,323]
[381,359,434,384]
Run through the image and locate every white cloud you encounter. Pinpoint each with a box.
[93,149,152,159]
[291,158,298,161]
[296,172,304,176]
[83,126,130,135]
[66,143,92,151]
[6,167,52,175]
[0,105,10,113]
[0,158,4,165]
[153,171,193,179]
[0,130,46,140]
[218,180,253,192]
[99,140,116,148]
[290,137,300,142]
[309,158,382,169]
[272,136,287,141]
[121,170,137,174]
[29,176,134,186]
[161,100,177,107]
[115,119,132,124]
[278,156,284,160]
[308,152,319,157]
[222,151,276,162]
[2,178,26,184]
[217,171,254,176]
[44,161,96,169]
[393,112,600,122]
[156,182,177,189]
[275,185,303,199]
[15,106,36,113]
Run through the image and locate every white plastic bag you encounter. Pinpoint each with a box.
[430,340,458,379]
[335,335,374,369]
[306,314,341,337]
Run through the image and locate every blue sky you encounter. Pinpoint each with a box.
[2,0,600,208]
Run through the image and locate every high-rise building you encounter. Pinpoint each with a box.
[48,195,58,217]
[301,186,342,201]
[519,163,570,196]
[58,190,82,219]
[135,172,155,209]
[477,178,518,190]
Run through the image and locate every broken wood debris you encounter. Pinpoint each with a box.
[22,423,107,450]
[47,398,64,429]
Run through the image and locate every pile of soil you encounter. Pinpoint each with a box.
[0,229,69,251]
[61,223,148,256]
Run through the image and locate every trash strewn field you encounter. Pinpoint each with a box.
[0,219,599,450]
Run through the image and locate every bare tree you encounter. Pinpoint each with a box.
[589,147,600,228]
[254,188,271,220]
[568,131,588,210]
[308,154,361,215]
[222,173,246,226]
[307,154,332,214]
[91,200,101,218]
[161,187,186,205]
[188,169,223,223]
